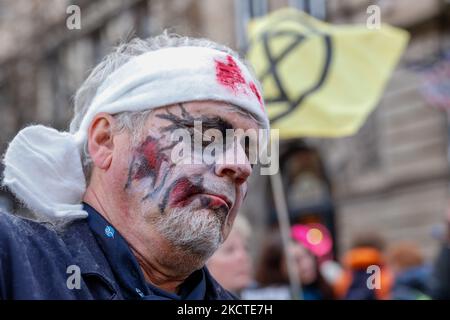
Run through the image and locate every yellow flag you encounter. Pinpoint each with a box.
[246,8,409,138]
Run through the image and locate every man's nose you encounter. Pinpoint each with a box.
[215,143,251,185]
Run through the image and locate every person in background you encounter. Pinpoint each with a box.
[385,241,432,300]
[288,237,335,300]
[334,232,393,300]
[429,205,450,300]
[207,215,253,297]
[247,230,334,300]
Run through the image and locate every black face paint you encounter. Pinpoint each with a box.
[157,104,234,148]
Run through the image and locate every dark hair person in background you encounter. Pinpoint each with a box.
[251,230,334,300]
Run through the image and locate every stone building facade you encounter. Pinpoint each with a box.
[319,0,450,258]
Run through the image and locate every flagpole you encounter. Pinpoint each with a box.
[269,144,303,300]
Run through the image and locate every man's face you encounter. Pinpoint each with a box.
[114,101,260,261]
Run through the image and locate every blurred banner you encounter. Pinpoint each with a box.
[246,8,409,138]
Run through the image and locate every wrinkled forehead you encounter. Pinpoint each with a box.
[152,101,263,131]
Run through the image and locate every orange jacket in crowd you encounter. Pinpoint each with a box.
[334,247,394,300]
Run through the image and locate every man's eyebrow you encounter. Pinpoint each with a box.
[224,104,254,120]
[199,116,233,130]
[156,105,234,132]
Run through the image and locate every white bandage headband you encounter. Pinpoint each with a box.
[2,46,268,221]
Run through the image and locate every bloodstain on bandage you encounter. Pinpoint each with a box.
[249,82,263,111]
[215,55,264,111]
[215,55,246,93]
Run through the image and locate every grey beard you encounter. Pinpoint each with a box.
[154,206,224,272]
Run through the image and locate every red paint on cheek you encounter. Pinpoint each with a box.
[141,138,162,171]
[215,55,246,93]
[169,179,191,204]
[133,136,166,181]
[168,178,203,208]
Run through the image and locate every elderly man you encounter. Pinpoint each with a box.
[0,34,269,300]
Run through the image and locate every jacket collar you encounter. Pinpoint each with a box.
[60,203,233,300]
[59,214,121,299]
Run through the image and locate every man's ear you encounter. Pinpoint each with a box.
[87,113,116,170]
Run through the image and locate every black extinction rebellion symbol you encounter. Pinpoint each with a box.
[247,17,333,124]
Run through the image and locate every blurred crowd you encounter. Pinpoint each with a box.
[207,207,450,300]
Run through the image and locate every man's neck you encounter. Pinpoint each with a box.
[131,246,190,294]
[83,187,195,294]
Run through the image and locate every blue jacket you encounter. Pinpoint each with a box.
[0,205,235,300]
[391,266,432,300]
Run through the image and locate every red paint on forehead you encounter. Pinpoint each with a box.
[215,55,265,112]
[215,55,246,93]
[249,81,264,111]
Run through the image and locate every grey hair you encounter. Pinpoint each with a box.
[70,32,255,180]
